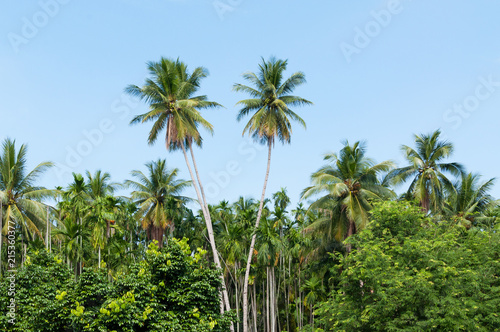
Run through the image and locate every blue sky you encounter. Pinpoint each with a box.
[1,0,500,209]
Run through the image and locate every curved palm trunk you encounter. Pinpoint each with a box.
[180,141,233,331]
[243,142,272,332]
[189,142,210,220]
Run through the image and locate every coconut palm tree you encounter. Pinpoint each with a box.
[0,138,54,266]
[125,57,218,221]
[126,58,234,320]
[125,159,191,248]
[234,56,312,332]
[301,141,395,252]
[386,130,463,213]
[443,172,495,228]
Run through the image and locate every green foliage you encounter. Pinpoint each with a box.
[0,137,54,242]
[316,201,500,331]
[301,141,395,246]
[0,240,234,331]
[0,250,73,331]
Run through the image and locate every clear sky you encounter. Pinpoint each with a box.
[1,0,500,209]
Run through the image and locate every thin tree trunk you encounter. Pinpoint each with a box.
[288,257,291,332]
[345,220,356,253]
[267,267,270,332]
[421,190,430,213]
[79,217,82,275]
[180,141,233,330]
[253,284,257,332]
[98,247,101,268]
[235,263,240,332]
[271,266,275,332]
[298,266,302,330]
[262,280,265,332]
[46,206,49,250]
[188,141,210,221]
[23,241,26,266]
[188,142,233,316]
[243,142,272,332]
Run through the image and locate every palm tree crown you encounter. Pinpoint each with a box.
[386,130,463,213]
[234,56,312,145]
[301,141,394,248]
[125,159,191,247]
[126,57,220,150]
[0,138,54,240]
[444,172,495,227]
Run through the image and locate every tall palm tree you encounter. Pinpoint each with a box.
[255,215,282,332]
[273,187,290,211]
[86,170,117,260]
[301,141,395,252]
[86,170,116,200]
[386,130,463,213]
[0,138,54,265]
[233,56,312,332]
[52,217,87,277]
[443,172,495,227]
[300,275,326,330]
[125,159,191,247]
[126,58,233,319]
[58,173,90,275]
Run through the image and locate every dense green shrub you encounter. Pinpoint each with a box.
[316,201,500,331]
[0,238,234,331]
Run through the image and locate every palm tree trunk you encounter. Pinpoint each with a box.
[235,263,239,332]
[180,141,233,330]
[287,256,291,332]
[345,220,357,253]
[46,206,49,250]
[130,229,133,252]
[252,284,258,332]
[243,142,272,332]
[421,190,430,213]
[188,141,235,320]
[271,266,276,332]
[267,267,270,332]
[188,141,210,218]
[298,265,302,330]
[262,279,266,331]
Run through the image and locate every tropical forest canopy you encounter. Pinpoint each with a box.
[1,57,499,331]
